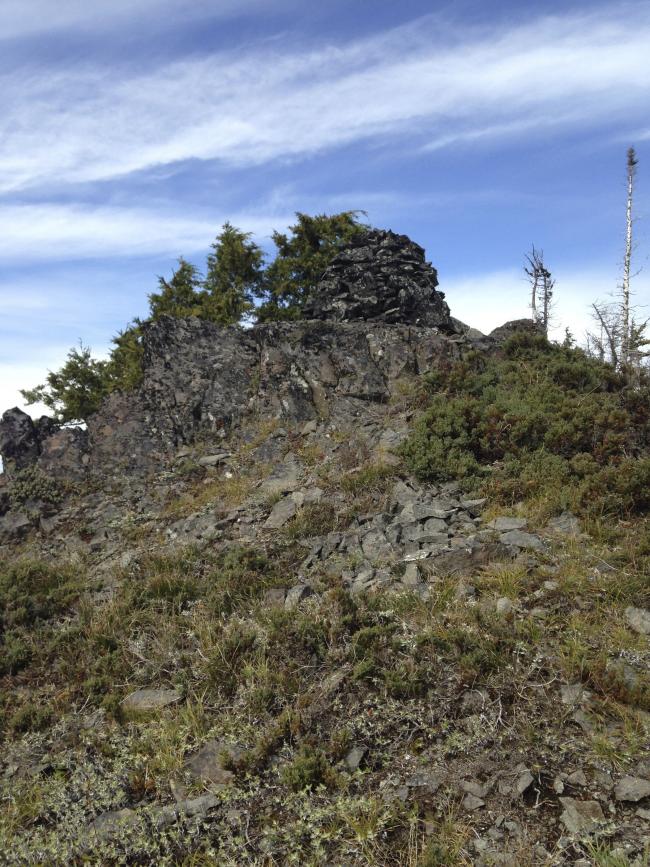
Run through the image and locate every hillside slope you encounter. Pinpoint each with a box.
[1,232,649,866]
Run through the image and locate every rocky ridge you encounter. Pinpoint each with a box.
[1,231,649,865]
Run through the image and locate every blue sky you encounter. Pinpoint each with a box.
[1,0,649,415]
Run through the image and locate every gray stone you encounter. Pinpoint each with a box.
[0,510,33,541]
[546,511,580,535]
[88,808,140,838]
[499,530,543,550]
[559,798,605,835]
[488,517,527,531]
[496,597,514,615]
[462,793,486,810]
[184,740,244,786]
[344,746,367,772]
[566,770,587,787]
[614,776,650,802]
[0,408,59,476]
[122,688,182,712]
[625,606,650,636]
[260,455,302,495]
[462,781,487,798]
[515,770,534,795]
[401,562,421,586]
[460,498,487,514]
[361,529,391,562]
[265,497,297,529]
[197,452,231,467]
[285,584,315,610]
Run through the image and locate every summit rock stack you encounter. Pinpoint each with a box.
[303,229,454,330]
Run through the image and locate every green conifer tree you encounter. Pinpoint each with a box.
[21,344,109,424]
[257,211,367,321]
[148,258,204,320]
[202,222,264,325]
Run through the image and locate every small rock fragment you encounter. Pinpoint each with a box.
[496,597,514,615]
[625,606,650,636]
[499,530,544,550]
[515,770,534,796]
[185,740,243,786]
[265,497,297,529]
[488,517,527,531]
[344,746,367,772]
[285,584,314,610]
[614,776,650,802]
[559,798,605,835]
[122,688,182,712]
[462,793,486,810]
[546,512,580,535]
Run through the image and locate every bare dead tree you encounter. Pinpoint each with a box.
[589,302,622,368]
[525,246,554,334]
[621,147,638,365]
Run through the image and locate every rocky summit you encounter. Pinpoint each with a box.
[303,228,454,328]
[1,232,649,866]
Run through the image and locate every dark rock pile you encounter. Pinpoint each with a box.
[303,229,455,330]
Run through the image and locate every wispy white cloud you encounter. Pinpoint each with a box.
[1,7,649,193]
[0,204,289,261]
[0,0,274,40]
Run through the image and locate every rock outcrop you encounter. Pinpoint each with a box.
[0,230,534,487]
[0,408,58,475]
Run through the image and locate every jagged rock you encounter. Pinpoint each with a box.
[303,229,455,330]
[499,530,544,551]
[614,776,650,802]
[559,798,605,835]
[265,497,297,529]
[488,517,527,531]
[0,408,58,476]
[514,770,534,796]
[0,510,33,541]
